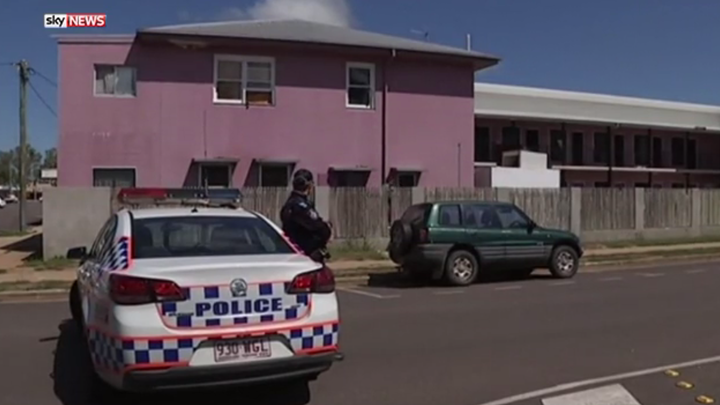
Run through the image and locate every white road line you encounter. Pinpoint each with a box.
[337,287,400,299]
[541,384,641,405]
[548,281,575,286]
[599,276,623,282]
[638,273,664,278]
[475,354,720,405]
[686,269,707,274]
[494,285,523,291]
[432,290,465,295]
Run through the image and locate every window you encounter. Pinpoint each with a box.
[501,126,521,151]
[474,127,491,162]
[495,205,530,229]
[346,63,375,108]
[94,65,136,96]
[464,204,500,228]
[571,132,584,165]
[525,130,540,152]
[687,139,697,169]
[671,183,685,189]
[614,135,625,167]
[595,181,610,188]
[132,216,294,259]
[652,137,663,167]
[329,170,369,187]
[259,164,290,187]
[396,172,419,188]
[89,215,118,259]
[92,168,136,187]
[671,137,685,166]
[200,165,231,188]
[214,55,274,105]
[593,132,609,164]
[635,182,650,188]
[634,135,650,166]
[550,130,566,163]
[437,204,461,226]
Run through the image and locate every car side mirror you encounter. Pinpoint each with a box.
[527,221,536,233]
[67,246,88,260]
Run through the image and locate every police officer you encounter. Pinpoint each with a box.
[280,169,332,262]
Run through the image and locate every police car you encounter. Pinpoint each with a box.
[66,188,341,392]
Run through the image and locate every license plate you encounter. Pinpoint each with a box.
[213,337,272,363]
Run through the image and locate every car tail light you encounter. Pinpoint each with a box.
[287,266,335,294]
[418,227,429,243]
[109,274,186,305]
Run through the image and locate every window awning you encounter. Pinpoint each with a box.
[253,158,298,165]
[390,166,424,173]
[329,165,373,172]
[192,157,240,164]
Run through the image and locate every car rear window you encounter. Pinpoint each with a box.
[131,216,295,259]
[401,204,432,225]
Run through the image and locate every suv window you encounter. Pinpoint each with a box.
[465,204,501,228]
[437,204,461,226]
[131,216,295,259]
[401,203,432,225]
[495,205,530,229]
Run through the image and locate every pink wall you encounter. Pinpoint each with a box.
[475,118,720,187]
[58,38,476,187]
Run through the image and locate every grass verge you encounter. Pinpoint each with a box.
[0,280,72,293]
[328,239,386,261]
[587,235,720,249]
[584,246,720,263]
[26,256,78,271]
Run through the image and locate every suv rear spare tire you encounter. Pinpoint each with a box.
[444,249,479,286]
[549,245,579,278]
[388,220,414,264]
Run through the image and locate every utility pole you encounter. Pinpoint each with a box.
[17,60,29,232]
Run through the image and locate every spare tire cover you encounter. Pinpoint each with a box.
[389,220,414,262]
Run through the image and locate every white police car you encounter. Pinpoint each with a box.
[67,188,341,392]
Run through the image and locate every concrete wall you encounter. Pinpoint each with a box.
[42,186,720,259]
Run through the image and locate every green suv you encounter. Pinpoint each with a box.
[388,201,583,286]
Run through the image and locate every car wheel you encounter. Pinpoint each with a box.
[388,220,413,264]
[549,245,579,278]
[444,250,479,286]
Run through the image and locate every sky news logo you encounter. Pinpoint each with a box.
[44,14,106,28]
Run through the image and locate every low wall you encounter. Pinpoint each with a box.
[42,186,720,259]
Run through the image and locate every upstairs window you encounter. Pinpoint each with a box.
[214,55,275,105]
[94,65,136,97]
[346,62,375,109]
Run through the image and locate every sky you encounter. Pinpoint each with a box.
[1,0,719,152]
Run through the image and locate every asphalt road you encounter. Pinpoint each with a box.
[0,200,42,230]
[2,262,720,405]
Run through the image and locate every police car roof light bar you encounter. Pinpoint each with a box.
[117,188,243,206]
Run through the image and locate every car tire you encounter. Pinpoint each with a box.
[69,281,83,327]
[549,245,579,278]
[388,220,413,264]
[444,249,479,286]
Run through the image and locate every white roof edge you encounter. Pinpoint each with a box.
[474,82,720,113]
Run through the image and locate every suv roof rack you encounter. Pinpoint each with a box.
[117,188,243,209]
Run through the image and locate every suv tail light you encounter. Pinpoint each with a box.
[109,274,186,305]
[418,227,429,243]
[287,266,335,294]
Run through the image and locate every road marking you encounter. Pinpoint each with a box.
[600,276,623,282]
[494,285,523,291]
[475,354,720,405]
[337,287,400,299]
[548,281,575,286]
[432,290,465,295]
[541,384,641,405]
[686,269,707,274]
[638,273,664,278]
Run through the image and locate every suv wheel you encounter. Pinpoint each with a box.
[549,245,579,278]
[444,250,478,286]
[389,220,414,264]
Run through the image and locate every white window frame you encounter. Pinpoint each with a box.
[346,62,375,109]
[213,54,276,106]
[93,65,137,98]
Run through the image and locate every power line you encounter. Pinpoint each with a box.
[28,80,57,117]
[28,67,57,87]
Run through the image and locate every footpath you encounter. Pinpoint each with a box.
[3,230,720,295]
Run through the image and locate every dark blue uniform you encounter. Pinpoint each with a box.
[280,191,332,261]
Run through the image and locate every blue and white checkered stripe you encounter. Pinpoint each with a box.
[87,322,338,372]
[158,282,310,328]
[99,237,130,272]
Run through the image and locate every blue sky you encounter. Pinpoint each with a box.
[1,0,719,152]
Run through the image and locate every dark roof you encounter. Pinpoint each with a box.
[138,19,499,65]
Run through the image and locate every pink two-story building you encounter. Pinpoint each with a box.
[57,19,499,188]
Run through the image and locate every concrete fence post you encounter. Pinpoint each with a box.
[634,188,645,232]
[570,188,582,236]
[314,186,331,220]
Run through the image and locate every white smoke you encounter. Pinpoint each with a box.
[220,0,353,27]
